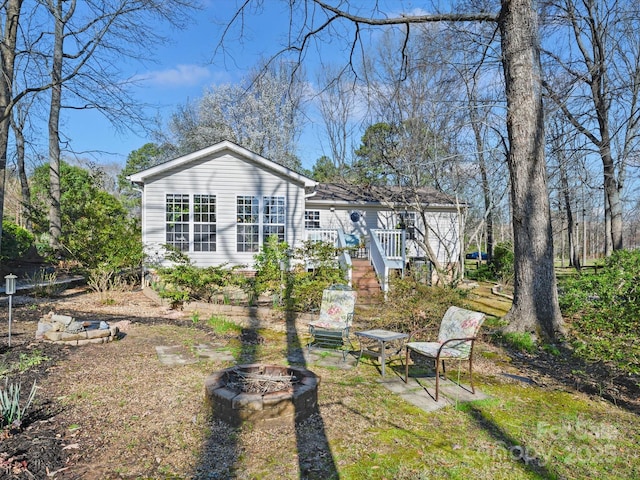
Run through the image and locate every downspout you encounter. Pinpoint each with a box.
[131,182,146,285]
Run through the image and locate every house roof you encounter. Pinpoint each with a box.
[127,140,318,188]
[307,183,461,208]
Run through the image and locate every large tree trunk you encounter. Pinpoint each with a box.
[603,153,623,253]
[499,0,565,340]
[0,0,23,255]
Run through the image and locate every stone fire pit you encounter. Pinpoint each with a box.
[36,312,118,346]
[204,364,319,428]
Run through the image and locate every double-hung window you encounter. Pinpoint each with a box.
[237,195,260,252]
[166,194,190,251]
[304,210,321,229]
[263,196,285,242]
[236,195,285,251]
[193,194,216,251]
[166,193,216,252]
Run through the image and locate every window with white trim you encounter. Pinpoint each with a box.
[237,195,260,252]
[166,194,190,251]
[402,211,417,228]
[193,194,216,251]
[263,196,285,242]
[304,210,321,229]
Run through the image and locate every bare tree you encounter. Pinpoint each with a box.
[316,67,359,169]
[221,1,565,339]
[547,112,583,268]
[0,0,195,254]
[40,0,196,252]
[0,0,24,254]
[9,99,38,230]
[164,61,304,169]
[451,31,508,266]
[542,0,640,255]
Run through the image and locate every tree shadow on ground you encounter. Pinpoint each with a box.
[192,305,338,479]
[465,404,558,479]
[285,310,339,479]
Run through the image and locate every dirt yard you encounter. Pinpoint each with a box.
[1,286,639,479]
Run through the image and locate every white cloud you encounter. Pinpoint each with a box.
[137,64,212,88]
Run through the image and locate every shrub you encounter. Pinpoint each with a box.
[27,269,67,298]
[154,262,248,308]
[251,237,347,311]
[492,241,514,285]
[253,235,290,295]
[28,161,143,272]
[465,263,494,282]
[282,240,347,311]
[367,276,469,334]
[152,238,347,312]
[88,265,134,304]
[1,221,34,261]
[559,249,640,374]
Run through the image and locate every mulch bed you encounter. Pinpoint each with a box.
[0,339,70,479]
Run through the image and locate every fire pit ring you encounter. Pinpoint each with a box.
[204,364,320,428]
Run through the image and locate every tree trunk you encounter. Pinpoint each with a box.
[499,0,565,340]
[0,0,23,254]
[471,108,494,264]
[603,155,623,252]
[10,105,31,230]
[47,0,70,253]
[557,145,580,269]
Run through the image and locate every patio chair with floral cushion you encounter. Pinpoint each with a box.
[308,285,357,360]
[404,306,485,401]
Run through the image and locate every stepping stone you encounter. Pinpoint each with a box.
[302,349,357,369]
[193,343,235,362]
[376,375,490,412]
[156,345,198,366]
[156,344,235,366]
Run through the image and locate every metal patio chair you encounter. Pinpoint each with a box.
[404,306,485,401]
[308,285,357,360]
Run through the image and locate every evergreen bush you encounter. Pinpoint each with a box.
[1,221,34,261]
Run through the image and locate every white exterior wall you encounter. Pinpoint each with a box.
[304,206,378,243]
[141,150,307,269]
[305,204,461,265]
[407,210,461,265]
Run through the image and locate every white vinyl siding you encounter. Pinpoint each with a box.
[305,205,461,265]
[140,150,307,268]
[137,146,311,269]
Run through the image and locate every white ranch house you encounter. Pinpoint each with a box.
[127,140,464,291]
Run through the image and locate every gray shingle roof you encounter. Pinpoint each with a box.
[309,183,460,206]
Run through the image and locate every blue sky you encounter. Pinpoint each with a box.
[63,1,333,171]
[61,1,454,171]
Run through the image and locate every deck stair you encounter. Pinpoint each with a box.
[351,258,382,305]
